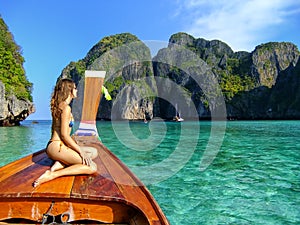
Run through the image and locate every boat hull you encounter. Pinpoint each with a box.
[0,136,169,225]
[0,71,169,224]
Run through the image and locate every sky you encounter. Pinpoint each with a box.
[0,0,299,120]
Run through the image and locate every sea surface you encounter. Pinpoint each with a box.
[0,120,299,225]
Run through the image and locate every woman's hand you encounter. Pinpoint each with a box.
[80,151,92,166]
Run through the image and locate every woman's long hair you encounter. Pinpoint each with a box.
[50,78,75,120]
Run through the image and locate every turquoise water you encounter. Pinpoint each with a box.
[0,120,299,224]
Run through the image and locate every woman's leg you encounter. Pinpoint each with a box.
[34,142,97,187]
[50,161,65,172]
[33,162,97,187]
[47,141,83,165]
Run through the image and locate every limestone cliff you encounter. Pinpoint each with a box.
[59,33,156,121]
[0,81,35,126]
[0,17,34,126]
[60,32,300,120]
[251,42,299,87]
[165,32,300,120]
[227,42,299,119]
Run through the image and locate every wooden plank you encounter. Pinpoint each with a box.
[98,142,169,225]
[65,200,134,223]
[32,175,75,198]
[0,149,46,182]
[71,151,124,201]
[71,137,159,224]
[0,167,36,197]
[0,150,74,199]
[97,144,161,224]
[81,74,104,122]
[0,154,52,197]
[0,199,135,224]
[70,137,125,201]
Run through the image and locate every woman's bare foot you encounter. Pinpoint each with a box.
[32,170,54,187]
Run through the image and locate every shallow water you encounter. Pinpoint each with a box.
[0,120,299,224]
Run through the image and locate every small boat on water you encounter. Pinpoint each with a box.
[0,71,170,225]
[173,103,184,122]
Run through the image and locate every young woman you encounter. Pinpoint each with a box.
[33,78,97,187]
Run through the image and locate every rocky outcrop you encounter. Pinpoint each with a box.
[251,42,299,87]
[0,16,34,126]
[59,33,156,121]
[227,42,300,119]
[60,32,300,120]
[0,81,35,126]
[152,42,216,119]
[165,32,300,120]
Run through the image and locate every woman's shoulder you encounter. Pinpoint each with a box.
[59,102,71,114]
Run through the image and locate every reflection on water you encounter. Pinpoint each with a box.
[0,120,51,166]
[1,120,300,225]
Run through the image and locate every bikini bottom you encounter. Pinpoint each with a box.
[46,139,63,153]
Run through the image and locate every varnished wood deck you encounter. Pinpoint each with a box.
[0,71,170,224]
[0,135,169,225]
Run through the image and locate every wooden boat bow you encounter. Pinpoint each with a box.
[0,71,170,225]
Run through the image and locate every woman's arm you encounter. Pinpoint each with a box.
[60,104,92,166]
[60,105,81,153]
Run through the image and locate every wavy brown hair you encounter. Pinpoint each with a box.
[50,78,75,120]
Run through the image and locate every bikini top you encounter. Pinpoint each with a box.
[51,109,74,133]
[69,113,74,128]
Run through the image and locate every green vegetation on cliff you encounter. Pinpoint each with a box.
[0,16,32,101]
[218,58,256,100]
[85,33,140,67]
[61,33,143,82]
[60,31,300,120]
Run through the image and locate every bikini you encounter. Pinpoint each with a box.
[46,114,74,151]
[69,113,74,128]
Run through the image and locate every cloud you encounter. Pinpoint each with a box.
[173,0,300,51]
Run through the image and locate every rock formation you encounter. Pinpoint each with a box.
[0,17,34,126]
[59,33,156,121]
[59,32,300,120]
[0,81,35,126]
